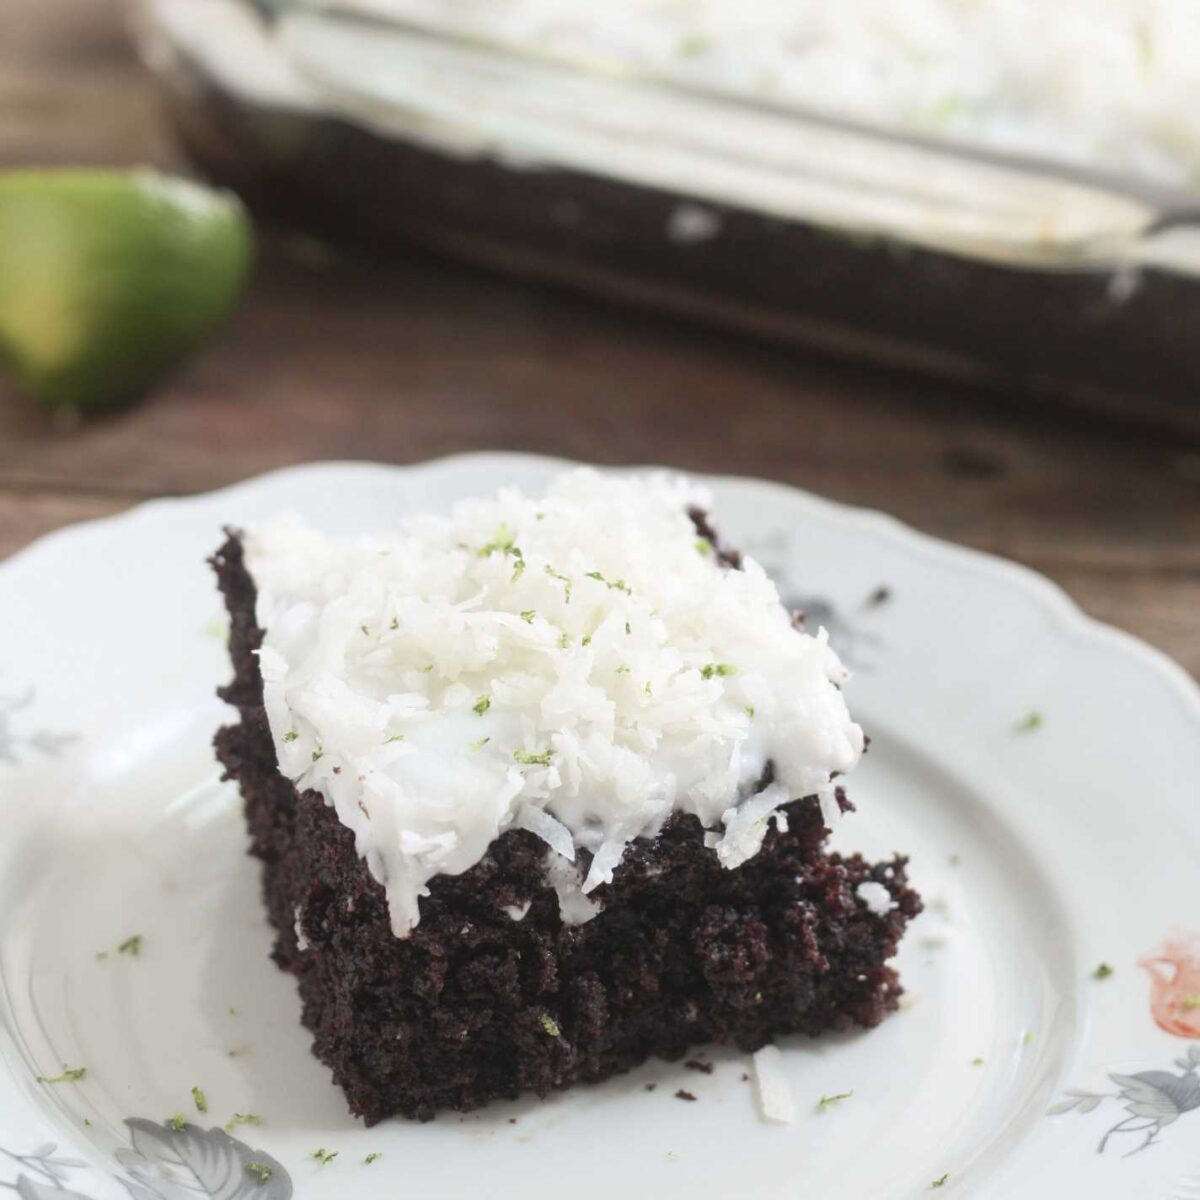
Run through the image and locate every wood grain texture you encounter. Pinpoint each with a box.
[0,0,1197,677]
[0,487,132,563]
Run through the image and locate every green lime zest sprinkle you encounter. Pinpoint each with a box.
[364,1153,382,1165]
[677,31,712,56]
[584,570,631,595]
[469,737,490,752]
[1093,963,1114,980]
[473,694,491,716]
[245,1162,272,1184]
[701,663,738,680]
[695,538,711,555]
[191,1086,208,1113]
[1023,1030,1035,1044]
[477,523,518,558]
[931,1175,949,1189]
[539,1012,561,1037]
[558,632,570,649]
[389,617,399,630]
[360,624,369,637]
[38,1066,86,1084]
[283,730,298,743]
[625,621,632,635]
[224,1113,263,1132]
[311,1148,338,1166]
[1014,712,1043,732]
[520,610,536,624]
[311,747,324,762]
[544,565,572,603]
[514,749,553,767]
[745,704,755,718]
[168,1113,187,1132]
[511,556,526,584]
[384,734,405,744]
[816,1091,852,1112]
[615,665,630,675]
[1182,994,1200,1010]
[1134,21,1154,69]
[582,635,592,647]
[971,1057,984,1066]
[118,934,143,957]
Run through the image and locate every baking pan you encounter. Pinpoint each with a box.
[136,0,1200,428]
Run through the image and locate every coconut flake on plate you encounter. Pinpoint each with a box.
[752,1045,795,1125]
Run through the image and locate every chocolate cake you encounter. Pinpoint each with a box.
[212,472,920,1124]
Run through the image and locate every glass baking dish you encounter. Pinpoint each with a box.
[134,0,1200,427]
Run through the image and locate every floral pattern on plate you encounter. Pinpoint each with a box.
[1050,1044,1200,1156]
[0,683,76,765]
[1,1121,292,1200]
[1140,931,1200,1039]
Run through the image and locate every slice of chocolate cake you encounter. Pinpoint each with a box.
[212,469,920,1124]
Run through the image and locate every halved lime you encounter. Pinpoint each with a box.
[0,169,253,411]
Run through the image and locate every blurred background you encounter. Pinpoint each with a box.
[0,0,1197,676]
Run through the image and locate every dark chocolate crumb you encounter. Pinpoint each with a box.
[684,1060,714,1074]
[864,585,892,608]
[645,1083,657,1092]
[674,1090,698,1102]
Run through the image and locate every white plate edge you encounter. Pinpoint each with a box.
[3,451,1196,721]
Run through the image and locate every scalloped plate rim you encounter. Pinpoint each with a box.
[2,451,1195,721]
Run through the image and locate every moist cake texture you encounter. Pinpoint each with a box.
[212,473,920,1123]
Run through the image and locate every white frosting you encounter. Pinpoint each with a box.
[247,469,862,936]
[302,0,1200,192]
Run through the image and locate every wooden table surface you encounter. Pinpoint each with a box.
[2,0,1198,678]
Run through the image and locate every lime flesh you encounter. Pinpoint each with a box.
[0,169,253,411]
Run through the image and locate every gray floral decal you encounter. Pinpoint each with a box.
[1,1141,89,1197]
[0,684,76,765]
[116,1120,290,1200]
[2,1120,291,1199]
[781,593,882,670]
[1051,1044,1200,1156]
[737,531,888,671]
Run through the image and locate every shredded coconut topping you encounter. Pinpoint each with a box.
[247,469,863,936]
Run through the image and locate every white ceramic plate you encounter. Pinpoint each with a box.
[1,454,1198,1200]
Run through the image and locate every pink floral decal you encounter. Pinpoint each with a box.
[1140,931,1200,1039]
